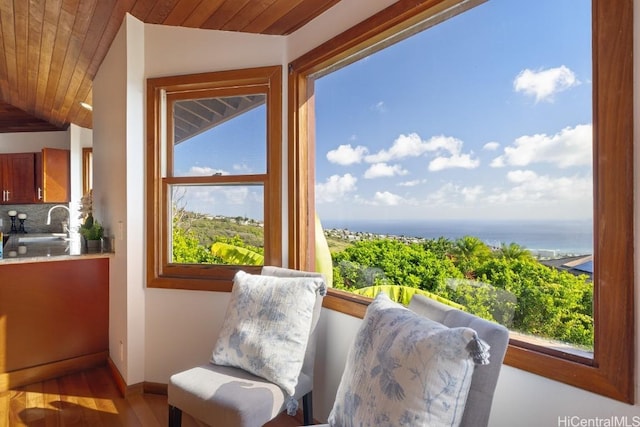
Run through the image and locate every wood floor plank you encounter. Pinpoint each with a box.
[41,378,61,427]
[56,374,87,427]
[84,368,131,426]
[22,381,46,426]
[0,391,8,426]
[1,365,305,427]
[9,389,27,427]
[128,393,162,427]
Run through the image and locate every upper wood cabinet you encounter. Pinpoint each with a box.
[0,153,37,204]
[35,148,70,203]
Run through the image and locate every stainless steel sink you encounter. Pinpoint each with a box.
[18,234,67,243]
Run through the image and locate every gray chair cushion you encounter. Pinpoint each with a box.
[408,294,509,427]
[169,363,312,426]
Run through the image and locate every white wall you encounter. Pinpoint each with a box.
[93,0,640,425]
[0,130,70,153]
[93,14,147,385]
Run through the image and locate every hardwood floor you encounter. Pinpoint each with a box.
[0,366,303,427]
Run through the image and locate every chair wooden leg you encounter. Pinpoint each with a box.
[302,392,313,425]
[168,405,182,427]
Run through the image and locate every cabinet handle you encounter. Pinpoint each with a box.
[38,187,42,200]
[5,190,9,201]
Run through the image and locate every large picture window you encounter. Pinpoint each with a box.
[147,66,282,291]
[289,0,633,403]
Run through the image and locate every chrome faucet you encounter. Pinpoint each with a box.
[46,205,71,231]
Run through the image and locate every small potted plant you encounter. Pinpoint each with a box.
[80,214,104,253]
[78,191,104,253]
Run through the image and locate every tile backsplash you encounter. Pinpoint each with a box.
[1,204,73,234]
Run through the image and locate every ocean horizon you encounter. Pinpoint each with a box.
[323,219,594,256]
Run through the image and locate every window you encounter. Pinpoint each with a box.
[289,0,633,403]
[147,66,282,291]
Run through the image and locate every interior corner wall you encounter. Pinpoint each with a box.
[142,23,288,383]
[93,14,135,384]
[123,14,147,387]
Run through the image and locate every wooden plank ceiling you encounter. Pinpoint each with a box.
[0,0,340,133]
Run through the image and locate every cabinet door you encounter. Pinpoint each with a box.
[1,153,36,203]
[41,148,70,203]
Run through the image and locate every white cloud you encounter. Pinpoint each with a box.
[487,170,592,204]
[506,169,538,184]
[483,141,500,151]
[425,183,463,206]
[491,123,592,168]
[188,166,228,176]
[461,185,484,202]
[326,144,369,165]
[372,101,387,113]
[316,173,358,203]
[513,65,579,102]
[429,153,480,171]
[364,162,408,179]
[233,163,251,173]
[398,179,424,187]
[365,133,478,171]
[223,186,250,204]
[490,156,505,168]
[365,133,430,163]
[373,191,404,206]
[424,183,459,203]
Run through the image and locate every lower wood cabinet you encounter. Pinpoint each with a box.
[0,258,109,378]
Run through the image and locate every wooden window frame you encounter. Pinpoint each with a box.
[146,66,283,292]
[82,147,92,195]
[288,0,634,403]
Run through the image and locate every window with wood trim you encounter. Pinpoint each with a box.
[147,66,282,291]
[288,0,633,403]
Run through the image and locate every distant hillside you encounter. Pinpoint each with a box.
[176,213,263,248]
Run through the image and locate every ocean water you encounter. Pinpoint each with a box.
[323,219,594,256]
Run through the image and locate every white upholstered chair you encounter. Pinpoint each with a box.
[314,293,509,427]
[168,266,326,427]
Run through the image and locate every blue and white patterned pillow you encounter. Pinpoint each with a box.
[329,292,484,427]
[211,270,326,400]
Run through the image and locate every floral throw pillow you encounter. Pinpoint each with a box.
[328,292,488,427]
[211,270,326,402]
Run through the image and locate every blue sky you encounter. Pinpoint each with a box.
[175,0,592,224]
[314,0,592,222]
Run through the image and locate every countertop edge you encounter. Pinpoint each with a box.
[0,252,113,265]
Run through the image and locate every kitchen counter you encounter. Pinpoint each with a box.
[0,233,112,264]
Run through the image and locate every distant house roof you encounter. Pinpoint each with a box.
[540,255,593,278]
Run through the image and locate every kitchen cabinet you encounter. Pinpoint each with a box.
[0,153,37,204]
[0,257,109,388]
[35,147,70,202]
